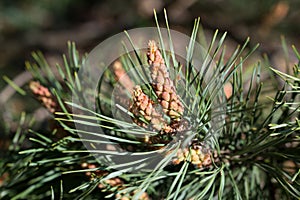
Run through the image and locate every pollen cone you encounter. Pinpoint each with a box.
[29,81,57,113]
[172,145,212,169]
[129,85,167,131]
[147,40,184,121]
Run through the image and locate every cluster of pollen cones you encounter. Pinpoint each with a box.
[121,40,212,168]
[172,143,212,169]
[129,40,185,134]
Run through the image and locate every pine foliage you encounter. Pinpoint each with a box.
[0,11,299,200]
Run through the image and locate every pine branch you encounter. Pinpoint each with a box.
[1,10,299,200]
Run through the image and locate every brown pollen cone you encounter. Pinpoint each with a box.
[29,81,57,113]
[129,85,168,131]
[172,145,212,169]
[112,61,135,108]
[112,61,135,93]
[147,40,184,122]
